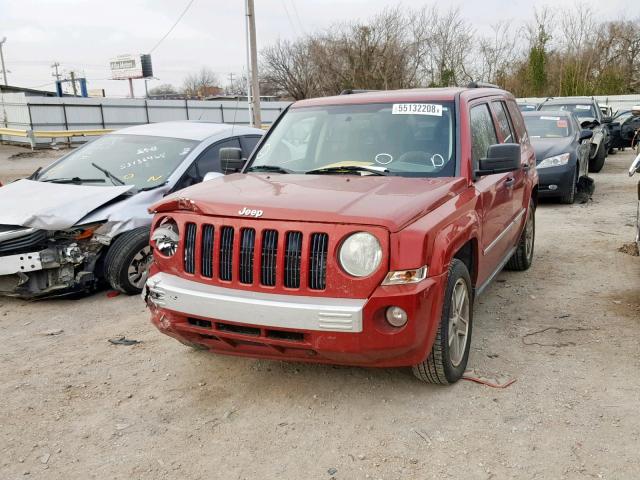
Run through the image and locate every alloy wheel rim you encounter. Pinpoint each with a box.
[524,209,534,259]
[127,246,153,288]
[448,278,470,367]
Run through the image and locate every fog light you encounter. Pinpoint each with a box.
[385,306,408,327]
[548,184,558,191]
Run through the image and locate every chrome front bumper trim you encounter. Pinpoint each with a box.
[146,272,366,333]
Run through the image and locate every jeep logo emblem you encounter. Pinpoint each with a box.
[238,207,263,218]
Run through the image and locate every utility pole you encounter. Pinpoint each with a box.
[228,72,235,95]
[69,71,78,96]
[128,78,134,98]
[0,37,8,86]
[245,0,261,127]
[51,62,62,81]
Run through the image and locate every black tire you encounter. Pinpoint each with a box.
[104,227,152,294]
[412,259,473,385]
[505,201,535,271]
[588,142,606,173]
[559,167,577,204]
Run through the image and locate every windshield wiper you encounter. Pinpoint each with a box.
[246,165,293,174]
[305,165,389,176]
[91,162,125,186]
[41,177,106,184]
[137,181,168,192]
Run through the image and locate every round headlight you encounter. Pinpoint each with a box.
[151,217,179,257]
[339,232,382,277]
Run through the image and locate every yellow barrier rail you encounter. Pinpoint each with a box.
[0,128,30,137]
[0,127,114,149]
[32,129,114,138]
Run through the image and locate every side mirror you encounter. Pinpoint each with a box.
[580,120,595,129]
[220,147,245,174]
[475,143,521,176]
[631,106,640,117]
[203,172,224,182]
[601,116,613,124]
[579,129,593,141]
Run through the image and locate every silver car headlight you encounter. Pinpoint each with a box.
[338,232,382,277]
[151,217,179,257]
[538,153,570,169]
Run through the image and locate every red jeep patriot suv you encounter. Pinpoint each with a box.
[145,86,538,384]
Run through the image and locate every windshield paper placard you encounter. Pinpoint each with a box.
[392,103,442,116]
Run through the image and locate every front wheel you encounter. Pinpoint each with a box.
[559,167,578,204]
[412,259,473,385]
[505,201,535,271]
[589,142,606,173]
[104,227,153,294]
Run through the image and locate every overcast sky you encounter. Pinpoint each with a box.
[0,0,637,97]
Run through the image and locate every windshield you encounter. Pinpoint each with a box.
[539,103,596,120]
[524,115,572,138]
[518,104,537,112]
[250,102,456,177]
[38,134,198,189]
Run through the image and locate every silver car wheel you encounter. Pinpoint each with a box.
[127,246,152,289]
[448,278,470,367]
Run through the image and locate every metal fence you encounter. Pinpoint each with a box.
[0,92,292,145]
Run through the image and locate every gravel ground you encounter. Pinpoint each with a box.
[0,145,639,480]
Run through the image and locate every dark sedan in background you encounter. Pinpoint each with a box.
[523,111,593,204]
[537,97,611,173]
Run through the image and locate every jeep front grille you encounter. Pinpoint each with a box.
[179,224,328,291]
[184,223,197,274]
[260,229,278,286]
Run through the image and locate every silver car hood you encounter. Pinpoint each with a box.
[0,179,135,230]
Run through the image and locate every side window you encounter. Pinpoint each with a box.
[194,137,241,178]
[240,135,262,158]
[492,101,516,143]
[506,100,527,143]
[470,104,498,165]
[176,137,241,190]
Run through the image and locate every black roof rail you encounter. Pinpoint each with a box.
[339,89,379,95]
[466,81,500,89]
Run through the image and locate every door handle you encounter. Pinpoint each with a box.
[504,177,515,188]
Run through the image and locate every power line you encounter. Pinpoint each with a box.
[280,0,299,36]
[149,0,197,54]
[289,0,306,34]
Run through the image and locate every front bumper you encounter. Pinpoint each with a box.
[147,271,447,367]
[537,164,575,197]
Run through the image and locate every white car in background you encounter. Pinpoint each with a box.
[0,121,264,298]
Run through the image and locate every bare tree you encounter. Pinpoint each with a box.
[182,67,220,98]
[477,22,518,85]
[261,38,321,99]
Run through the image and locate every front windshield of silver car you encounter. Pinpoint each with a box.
[38,134,198,189]
[250,102,456,177]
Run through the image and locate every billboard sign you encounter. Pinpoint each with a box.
[110,54,153,80]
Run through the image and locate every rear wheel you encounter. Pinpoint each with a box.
[506,201,535,271]
[559,167,578,204]
[412,259,472,385]
[588,142,606,173]
[104,227,153,294]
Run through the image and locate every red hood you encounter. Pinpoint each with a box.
[152,174,466,232]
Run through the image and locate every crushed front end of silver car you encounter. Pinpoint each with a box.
[0,224,106,298]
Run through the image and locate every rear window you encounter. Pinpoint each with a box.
[539,103,596,120]
[524,115,571,138]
